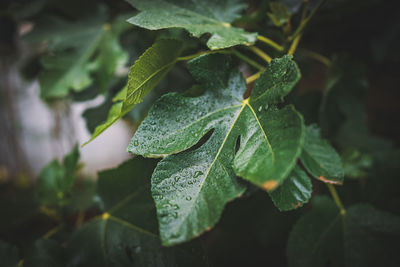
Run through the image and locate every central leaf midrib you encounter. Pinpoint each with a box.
[173,103,245,233]
[245,102,275,163]
[124,60,177,108]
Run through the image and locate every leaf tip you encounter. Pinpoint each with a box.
[318,176,343,185]
[261,180,278,191]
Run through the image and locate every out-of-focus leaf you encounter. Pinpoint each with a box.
[287,196,345,267]
[26,10,129,99]
[128,54,303,245]
[35,145,80,206]
[300,124,344,184]
[82,39,183,146]
[269,166,312,211]
[319,56,391,153]
[287,196,400,267]
[267,2,291,27]
[341,148,373,179]
[0,240,19,267]
[23,239,64,267]
[126,0,257,50]
[67,157,208,267]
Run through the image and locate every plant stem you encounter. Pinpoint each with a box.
[177,50,230,61]
[249,46,272,63]
[231,49,265,71]
[246,72,261,84]
[289,0,326,41]
[42,225,62,239]
[298,49,331,67]
[257,35,284,51]
[288,34,302,55]
[327,184,346,216]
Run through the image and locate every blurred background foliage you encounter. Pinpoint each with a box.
[0,0,400,266]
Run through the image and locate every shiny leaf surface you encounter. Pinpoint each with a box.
[269,166,312,211]
[126,0,257,49]
[128,54,303,245]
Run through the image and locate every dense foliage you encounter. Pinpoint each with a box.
[1,0,400,266]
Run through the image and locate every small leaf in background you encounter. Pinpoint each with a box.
[0,240,19,267]
[82,39,183,146]
[267,2,291,27]
[67,157,208,267]
[341,148,373,179]
[128,54,303,245]
[126,0,257,50]
[300,124,344,184]
[26,10,129,99]
[269,166,312,211]
[287,196,400,267]
[35,145,80,206]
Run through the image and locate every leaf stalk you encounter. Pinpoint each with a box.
[327,184,346,216]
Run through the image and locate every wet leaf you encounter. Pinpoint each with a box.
[126,0,257,49]
[269,166,312,211]
[128,54,303,245]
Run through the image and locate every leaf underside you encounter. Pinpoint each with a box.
[128,54,304,245]
[83,39,183,146]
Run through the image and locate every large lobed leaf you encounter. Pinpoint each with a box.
[126,0,257,50]
[83,39,183,146]
[67,157,208,267]
[128,54,304,245]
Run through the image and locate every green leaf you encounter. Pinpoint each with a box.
[0,240,19,267]
[82,39,183,146]
[300,124,344,184]
[27,10,129,99]
[35,145,80,205]
[128,54,303,245]
[126,0,257,50]
[24,239,64,267]
[67,157,208,267]
[269,166,312,211]
[287,196,400,267]
[286,196,343,267]
[267,2,291,27]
